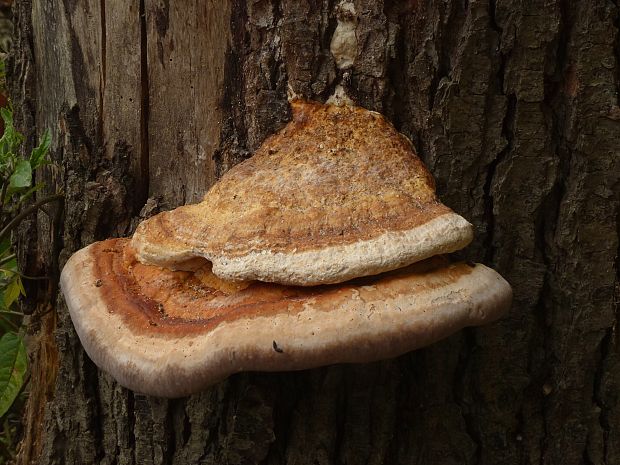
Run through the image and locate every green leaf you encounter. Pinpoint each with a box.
[0,239,10,258]
[17,182,44,206]
[0,314,18,333]
[16,276,25,297]
[0,332,27,418]
[0,257,16,275]
[3,279,21,308]
[29,130,51,168]
[8,159,31,190]
[0,108,23,157]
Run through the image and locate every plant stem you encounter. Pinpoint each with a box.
[0,253,15,267]
[0,309,24,316]
[0,268,49,280]
[0,175,8,223]
[0,193,63,242]
[0,313,19,330]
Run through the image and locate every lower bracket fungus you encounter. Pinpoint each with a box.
[61,238,511,398]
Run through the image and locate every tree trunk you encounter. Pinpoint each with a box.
[8,0,619,464]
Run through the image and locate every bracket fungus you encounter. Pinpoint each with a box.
[131,101,474,286]
[61,239,510,398]
[60,100,512,398]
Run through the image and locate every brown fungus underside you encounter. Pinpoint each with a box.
[60,238,511,398]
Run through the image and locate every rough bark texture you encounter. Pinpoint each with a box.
[8,0,620,464]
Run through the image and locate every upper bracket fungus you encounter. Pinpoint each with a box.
[131,101,474,286]
[60,99,513,398]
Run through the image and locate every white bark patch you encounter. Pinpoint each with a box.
[326,84,355,106]
[330,1,357,69]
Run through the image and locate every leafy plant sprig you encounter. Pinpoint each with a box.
[0,107,60,424]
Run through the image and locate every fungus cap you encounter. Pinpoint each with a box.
[131,100,474,286]
[61,238,511,398]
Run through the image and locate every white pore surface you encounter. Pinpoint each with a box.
[212,213,474,285]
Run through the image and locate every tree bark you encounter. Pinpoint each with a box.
[8,0,620,464]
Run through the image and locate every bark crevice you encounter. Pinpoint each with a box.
[138,0,150,208]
